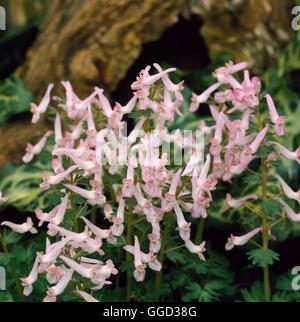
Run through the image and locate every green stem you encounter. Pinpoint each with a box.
[0,233,24,300]
[126,210,133,302]
[261,158,271,302]
[195,218,205,244]
[155,224,169,290]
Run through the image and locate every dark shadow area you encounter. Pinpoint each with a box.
[112,15,211,103]
[0,22,40,80]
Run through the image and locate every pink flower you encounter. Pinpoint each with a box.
[114,95,137,115]
[40,165,78,190]
[182,151,202,177]
[273,172,300,204]
[54,113,64,146]
[31,83,54,123]
[22,130,53,163]
[174,201,191,241]
[161,169,182,212]
[210,113,224,155]
[111,199,125,237]
[65,119,83,142]
[49,193,70,225]
[133,236,146,282]
[95,87,122,129]
[122,159,136,198]
[131,65,176,94]
[35,205,59,227]
[225,227,262,250]
[36,237,72,263]
[243,126,268,156]
[81,216,112,240]
[46,264,66,284]
[266,141,300,164]
[153,63,184,101]
[20,256,39,296]
[43,268,73,302]
[189,83,221,112]
[184,240,206,261]
[226,193,258,208]
[64,183,106,205]
[133,184,156,219]
[278,198,300,222]
[75,288,99,302]
[1,217,37,234]
[213,61,248,84]
[48,224,91,242]
[265,94,286,136]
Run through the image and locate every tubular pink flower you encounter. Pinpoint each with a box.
[86,104,96,136]
[60,256,93,278]
[122,159,136,198]
[54,113,64,146]
[76,288,99,302]
[64,183,106,205]
[189,83,221,112]
[226,193,258,208]
[43,268,73,302]
[174,201,191,241]
[36,237,72,264]
[162,169,182,212]
[273,172,300,204]
[213,61,248,84]
[278,198,300,222]
[50,193,69,225]
[65,119,84,141]
[265,94,286,136]
[210,114,224,155]
[81,216,111,239]
[243,126,268,155]
[114,95,137,115]
[133,236,146,282]
[266,141,300,164]
[35,205,59,227]
[225,227,262,250]
[1,217,37,234]
[184,240,206,261]
[153,63,184,100]
[22,130,52,163]
[46,265,66,284]
[124,245,162,272]
[31,83,54,123]
[20,256,39,296]
[48,224,90,242]
[41,165,78,190]
[111,199,125,237]
[131,65,176,92]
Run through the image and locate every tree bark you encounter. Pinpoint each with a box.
[17,0,185,98]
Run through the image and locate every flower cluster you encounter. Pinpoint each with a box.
[1,60,299,302]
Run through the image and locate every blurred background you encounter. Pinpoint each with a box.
[0,0,296,166]
[0,0,300,302]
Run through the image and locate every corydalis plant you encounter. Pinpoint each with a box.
[3,63,206,302]
[0,61,298,302]
[191,61,299,302]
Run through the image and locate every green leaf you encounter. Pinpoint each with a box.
[261,200,282,218]
[247,248,280,267]
[0,75,33,125]
[241,281,264,302]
